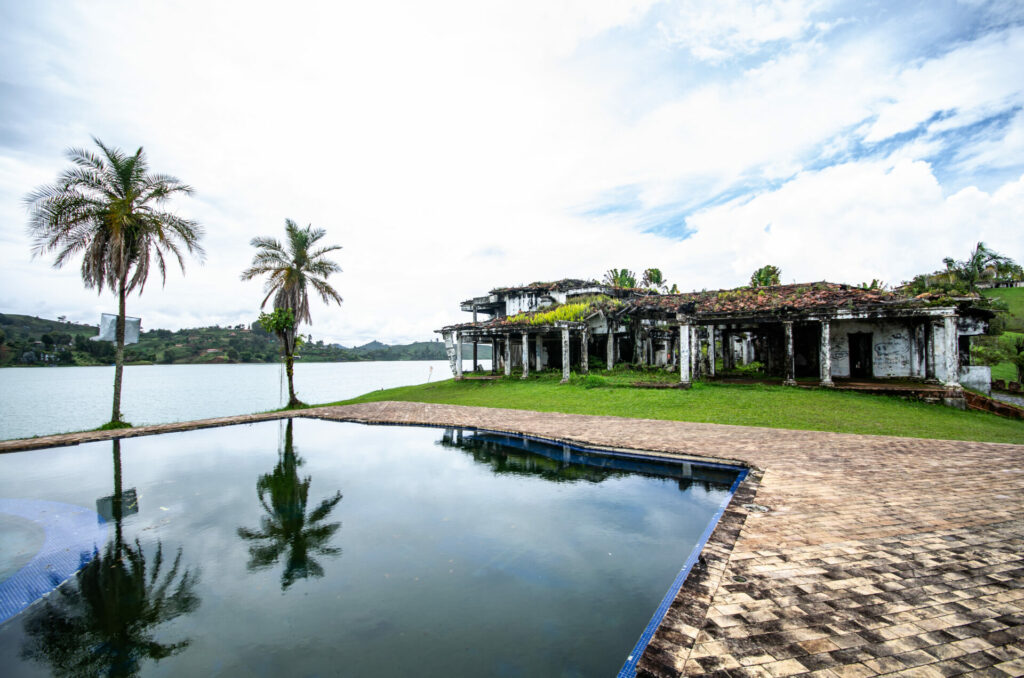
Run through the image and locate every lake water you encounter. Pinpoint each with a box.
[0,420,739,676]
[0,361,483,440]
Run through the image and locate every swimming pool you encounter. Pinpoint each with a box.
[0,419,741,677]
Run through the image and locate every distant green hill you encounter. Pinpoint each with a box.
[980,287,1024,383]
[0,313,490,367]
[982,287,1024,331]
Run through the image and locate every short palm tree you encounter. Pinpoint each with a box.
[25,138,203,426]
[241,219,342,407]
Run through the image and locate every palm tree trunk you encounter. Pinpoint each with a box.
[112,277,127,423]
[285,351,298,407]
[280,329,300,407]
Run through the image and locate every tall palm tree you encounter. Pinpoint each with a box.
[25,138,204,426]
[237,419,343,589]
[241,219,342,407]
[958,242,1012,291]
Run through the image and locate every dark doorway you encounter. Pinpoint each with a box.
[793,324,821,378]
[849,333,873,378]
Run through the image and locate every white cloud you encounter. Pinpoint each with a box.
[657,0,833,62]
[676,160,1024,289]
[2,1,1024,346]
[952,109,1024,172]
[864,28,1024,143]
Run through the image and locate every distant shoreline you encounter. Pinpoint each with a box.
[0,357,469,368]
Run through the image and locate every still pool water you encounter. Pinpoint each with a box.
[0,419,739,677]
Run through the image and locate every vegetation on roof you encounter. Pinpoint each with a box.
[504,295,622,326]
[628,282,908,314]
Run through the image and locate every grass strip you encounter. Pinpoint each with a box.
[324,370,1024,444]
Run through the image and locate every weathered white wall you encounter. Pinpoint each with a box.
[506,293,543,316]
[829,318,963,381]
[829,320,917,378]
[957,316,987,336]
[959,366,991,395]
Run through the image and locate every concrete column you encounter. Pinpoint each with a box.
[690,325,699,379]
[907,321,918,378]
[521,332,529,379]
[490,339,497,374]
[504,335,512,376]
[721,330,731,371]
[560,327,570,384]
[581,327,589,374]
[943,315,960,387]
[455,332,464,380]
[534,334,543,371]
[634,325,642,365]
[472,311,478,372]
[925,322,935,379]
[679,324,691,384]
[819,320,833,387]
[606,328,615,371]
[443,331,457,378]
[708,326,717,377]
[783,321,796,386]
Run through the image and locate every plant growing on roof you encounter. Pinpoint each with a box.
[24,137,204,427]
[641,268,666,293]
[749,265,781,287]
[603,268,637,288]
[241,219,342,408]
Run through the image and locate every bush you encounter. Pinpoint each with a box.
[575,374,609,389]
[971,343,1008,367]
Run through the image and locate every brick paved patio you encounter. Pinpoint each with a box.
[3,401,1023,677]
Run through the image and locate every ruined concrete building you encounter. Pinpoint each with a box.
[438,279,994,394]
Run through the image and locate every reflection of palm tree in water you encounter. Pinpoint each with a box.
[238,419,342,589]
[21,440,201,678]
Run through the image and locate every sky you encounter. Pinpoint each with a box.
[1,0,1022,346]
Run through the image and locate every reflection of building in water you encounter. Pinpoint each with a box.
[438,428,737,491]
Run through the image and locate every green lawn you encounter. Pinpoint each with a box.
[325,369,1024,444]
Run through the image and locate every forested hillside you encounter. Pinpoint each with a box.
[0,313,489,366]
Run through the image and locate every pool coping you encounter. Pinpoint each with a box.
[2,402,1023,678]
